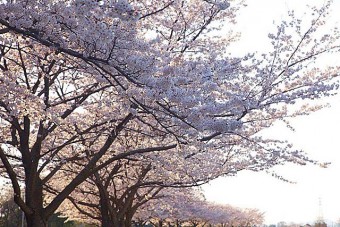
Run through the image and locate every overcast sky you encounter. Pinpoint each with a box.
[203,0,340,225]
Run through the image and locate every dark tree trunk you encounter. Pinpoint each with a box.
[99,192,115,227]
[102,216,115,227]
[24,174,48,227]
[25,213,48,227]
[124,212,133,227]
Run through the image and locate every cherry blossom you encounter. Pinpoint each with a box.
[0,0,339,226]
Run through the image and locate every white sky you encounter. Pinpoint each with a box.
[203,0,340,225]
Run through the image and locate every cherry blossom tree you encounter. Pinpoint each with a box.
[52,159,164,227]
[51,129,283,227]
[133,187,264,227]
[53,144,236,227]
[133,187,207,226]
[0,0,339,226]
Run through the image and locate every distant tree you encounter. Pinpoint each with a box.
[286,222,301,227]
[132,187,264,227]
[278,221,288,227]
[314,222,327,227]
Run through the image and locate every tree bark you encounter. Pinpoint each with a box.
[24,168,48,227]
[25,213,48,227]
[124,212,133,227]
[99,189,115,227]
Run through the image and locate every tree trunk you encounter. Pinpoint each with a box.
[25,213,48,227]
[114,218,129,227]
[99,195,115,227]
[123,210,134,227]
[96,179,115,227]
[102,216,115,227]
[24,175,48,227]
[124,216,132,227]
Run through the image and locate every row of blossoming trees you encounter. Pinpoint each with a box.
[57,186,264,226]
[132,188,264,227]
[0,0,339,226]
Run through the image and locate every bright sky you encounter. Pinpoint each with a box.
[203,0,340,225]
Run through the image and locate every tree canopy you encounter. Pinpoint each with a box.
[0,0,339,226]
